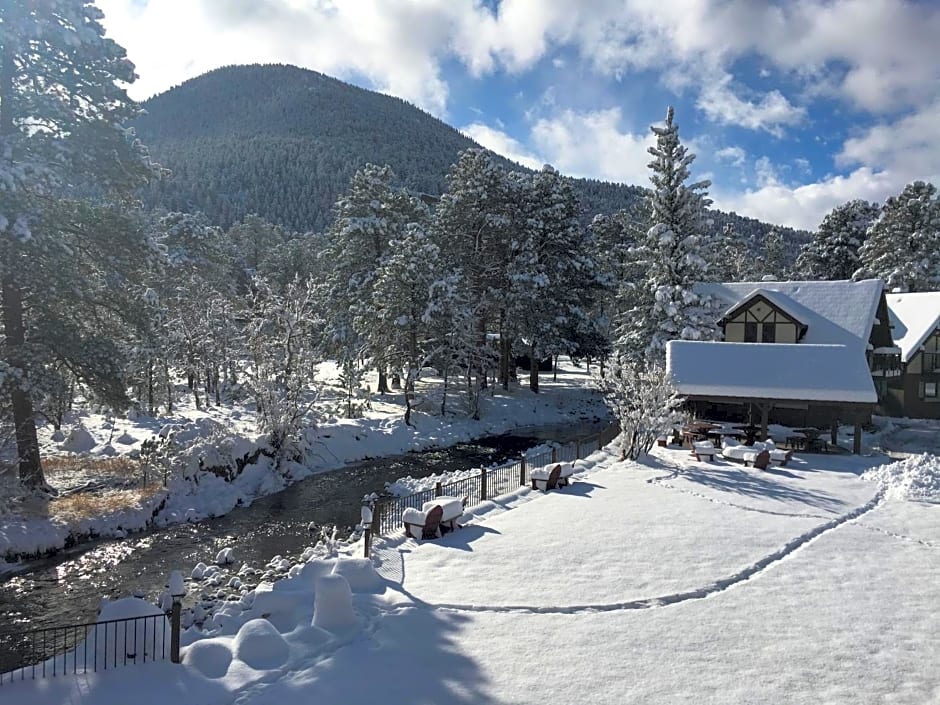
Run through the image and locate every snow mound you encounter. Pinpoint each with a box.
[249,582,307,632]
[331,557,383,593]
[182,638,233,678]
[232,619,290,670]
[862,454,940,503]
[313,574,356,634]
[216,547,236,565]
[62,426,96,453]
[115,431,136,445]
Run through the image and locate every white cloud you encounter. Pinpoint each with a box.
[712,166,898,231]
[715,146,746,167]
[697,74,805,136]
[460,123,544,170]
[529,108,655,186]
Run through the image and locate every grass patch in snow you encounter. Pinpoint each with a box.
[48,485,164,523]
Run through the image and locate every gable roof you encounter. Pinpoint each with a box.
[886,292,940,362]
[719,288,808,328]
[666,340,877,404]
[697,279,884,352]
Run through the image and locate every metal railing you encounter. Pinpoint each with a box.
[1,612,171,685]
[371,423,619,537]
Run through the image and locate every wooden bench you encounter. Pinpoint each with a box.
[530,464,562,491]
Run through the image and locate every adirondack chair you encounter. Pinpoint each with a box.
[530,464,562,491]
[402,504,444,539]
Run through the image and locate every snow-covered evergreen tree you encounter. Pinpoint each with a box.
[508,165,598,392]
[856,182,940,292]
[319,164,429,400]
[758,229,789,280]
[433,150,518,402]
[616,107,718,362]
[370,224,442,425]
[0,0,154,487]
[711,222,755,282]
[796,200,879,281]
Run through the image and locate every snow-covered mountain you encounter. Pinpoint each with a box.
[135,64,808,250]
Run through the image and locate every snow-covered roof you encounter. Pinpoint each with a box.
[698,279,884,352]
[720,288,808,327]
[666,341,878,404]
[886,292,940,362]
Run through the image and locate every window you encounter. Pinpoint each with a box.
[761,325,776,343]
[924,381,938,399]
[744,322,758,342]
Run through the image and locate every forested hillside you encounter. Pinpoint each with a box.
[135,64,807,249]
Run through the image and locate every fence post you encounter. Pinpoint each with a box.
[371,501,382,537]
[519,455,526,486]
[170,601,181,664]
[480,468,487,501]
[361,504,374,559]
[435,482,442,497]
[551,447,557,464]
[575,440,581,459]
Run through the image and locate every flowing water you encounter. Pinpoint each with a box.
[0,423,603,645]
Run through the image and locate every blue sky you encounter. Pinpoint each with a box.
[99,0,940,231]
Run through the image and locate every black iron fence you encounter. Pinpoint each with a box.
[1,612,172,685]
[371,423,619,537]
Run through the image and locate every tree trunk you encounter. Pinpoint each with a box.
[377,369,390,394]
[2,274,45,487]
[529,342,539,393]
[553,354,558,382]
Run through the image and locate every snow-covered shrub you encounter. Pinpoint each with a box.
[232,619,290,670]
[597,358,686,460]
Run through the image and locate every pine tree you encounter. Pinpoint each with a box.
[856,182,940,292]
[0,0,153,487]
[433,149,518,403]
[508,166,597,392]
[319,164,428,401]
[370,225,442,425]
[616,107,717,362]
[711,222,755,282]
[797,200,879,280]
[759,229,789,280]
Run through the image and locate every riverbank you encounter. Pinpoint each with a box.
[1,360,608,569]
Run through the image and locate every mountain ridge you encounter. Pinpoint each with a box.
[134,63,808,248]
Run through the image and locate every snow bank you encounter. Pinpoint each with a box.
[232,619,290,670]
[182,637,233,678]
[862,454,940,503]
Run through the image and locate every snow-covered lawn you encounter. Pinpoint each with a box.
[4,442,938,704]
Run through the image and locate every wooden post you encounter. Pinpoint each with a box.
[551,447,557,464]
[170,601,182,664]
[853,419,862,455]
[519,455,526,486]
[371,502,382,537]
[363,526,371,558]
[575,440,581,459]
[830,421,838,446]
[480,468,487,501]
[435,481,442,497]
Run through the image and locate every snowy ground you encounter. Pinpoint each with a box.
[1,361,607,565]
[3,440,938,704]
